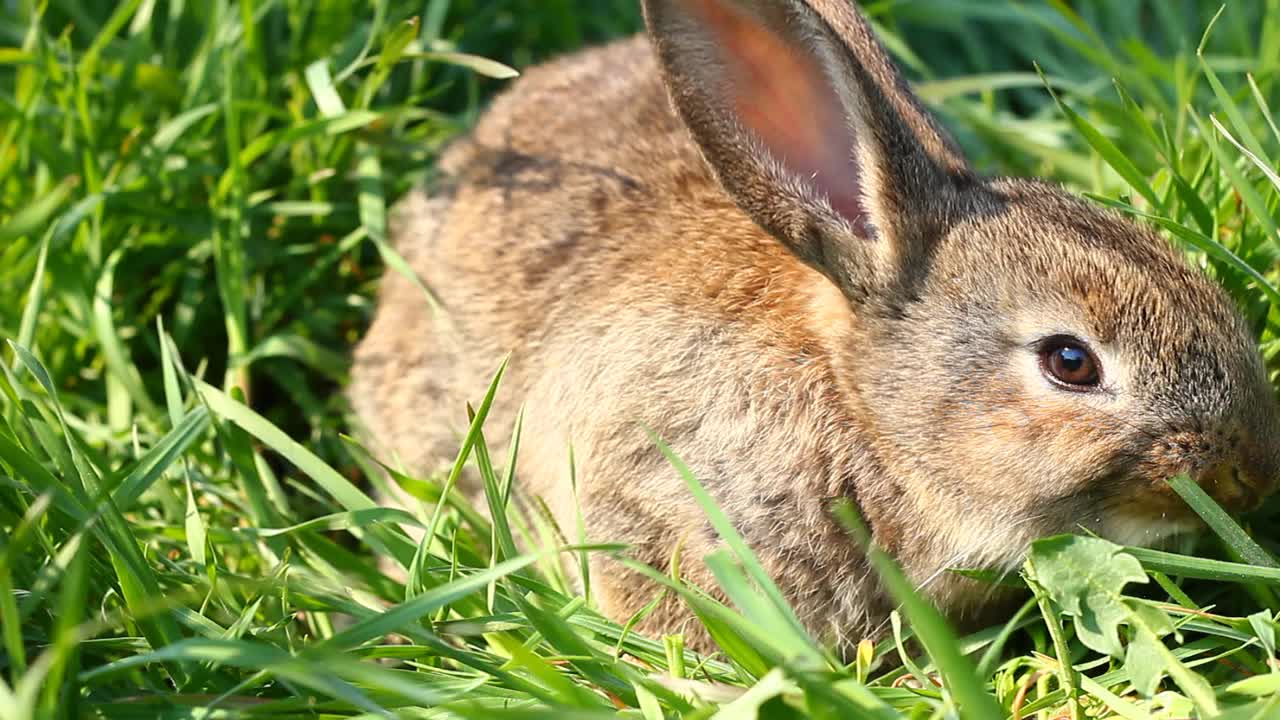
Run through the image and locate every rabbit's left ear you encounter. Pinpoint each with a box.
[643,0,973,299]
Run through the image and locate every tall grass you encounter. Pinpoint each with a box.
[2,1,1280,717]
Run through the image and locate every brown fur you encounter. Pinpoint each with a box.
[350,0,1280,654]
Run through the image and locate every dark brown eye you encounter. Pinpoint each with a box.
[1039,337,1101,389]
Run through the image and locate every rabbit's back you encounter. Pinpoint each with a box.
[352,36,832,475]
[428,35,715,333]
[353,38,692,469]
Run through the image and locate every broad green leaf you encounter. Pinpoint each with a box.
[1125,603,1173,696]
[1026,535,1147,657]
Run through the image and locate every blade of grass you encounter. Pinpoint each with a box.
[833,501,1003,719]
[646,430,822,666]
[1037,64,1163,210]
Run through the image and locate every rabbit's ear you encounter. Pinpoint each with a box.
[643,0,972,297]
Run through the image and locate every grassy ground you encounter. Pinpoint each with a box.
[3,0,1280,717]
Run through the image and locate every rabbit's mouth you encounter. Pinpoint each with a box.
[1099,463,1266,546]
[1195,462,1266,514]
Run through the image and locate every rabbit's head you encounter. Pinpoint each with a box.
[643,0,1280,566]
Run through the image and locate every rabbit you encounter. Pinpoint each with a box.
[350,0,1280,654]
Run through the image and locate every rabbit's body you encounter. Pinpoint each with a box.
[352,0,1280,653]
[354,37,911,642]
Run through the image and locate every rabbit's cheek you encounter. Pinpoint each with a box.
[964,398,1127,495]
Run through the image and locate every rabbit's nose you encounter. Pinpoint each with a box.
[1196,462,1265,513]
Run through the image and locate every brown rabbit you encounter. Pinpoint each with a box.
[350,0,1280,652]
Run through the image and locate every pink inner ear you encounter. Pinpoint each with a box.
[684,0,865,230]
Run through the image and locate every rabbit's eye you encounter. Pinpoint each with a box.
[1039,337,1101,390]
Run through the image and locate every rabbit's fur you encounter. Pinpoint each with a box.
[351,0,1280,652]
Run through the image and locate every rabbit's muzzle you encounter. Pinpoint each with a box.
[1195,462,1270,514]
[1134,427,1278,518]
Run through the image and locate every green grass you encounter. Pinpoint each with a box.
[3,0,1280,717]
